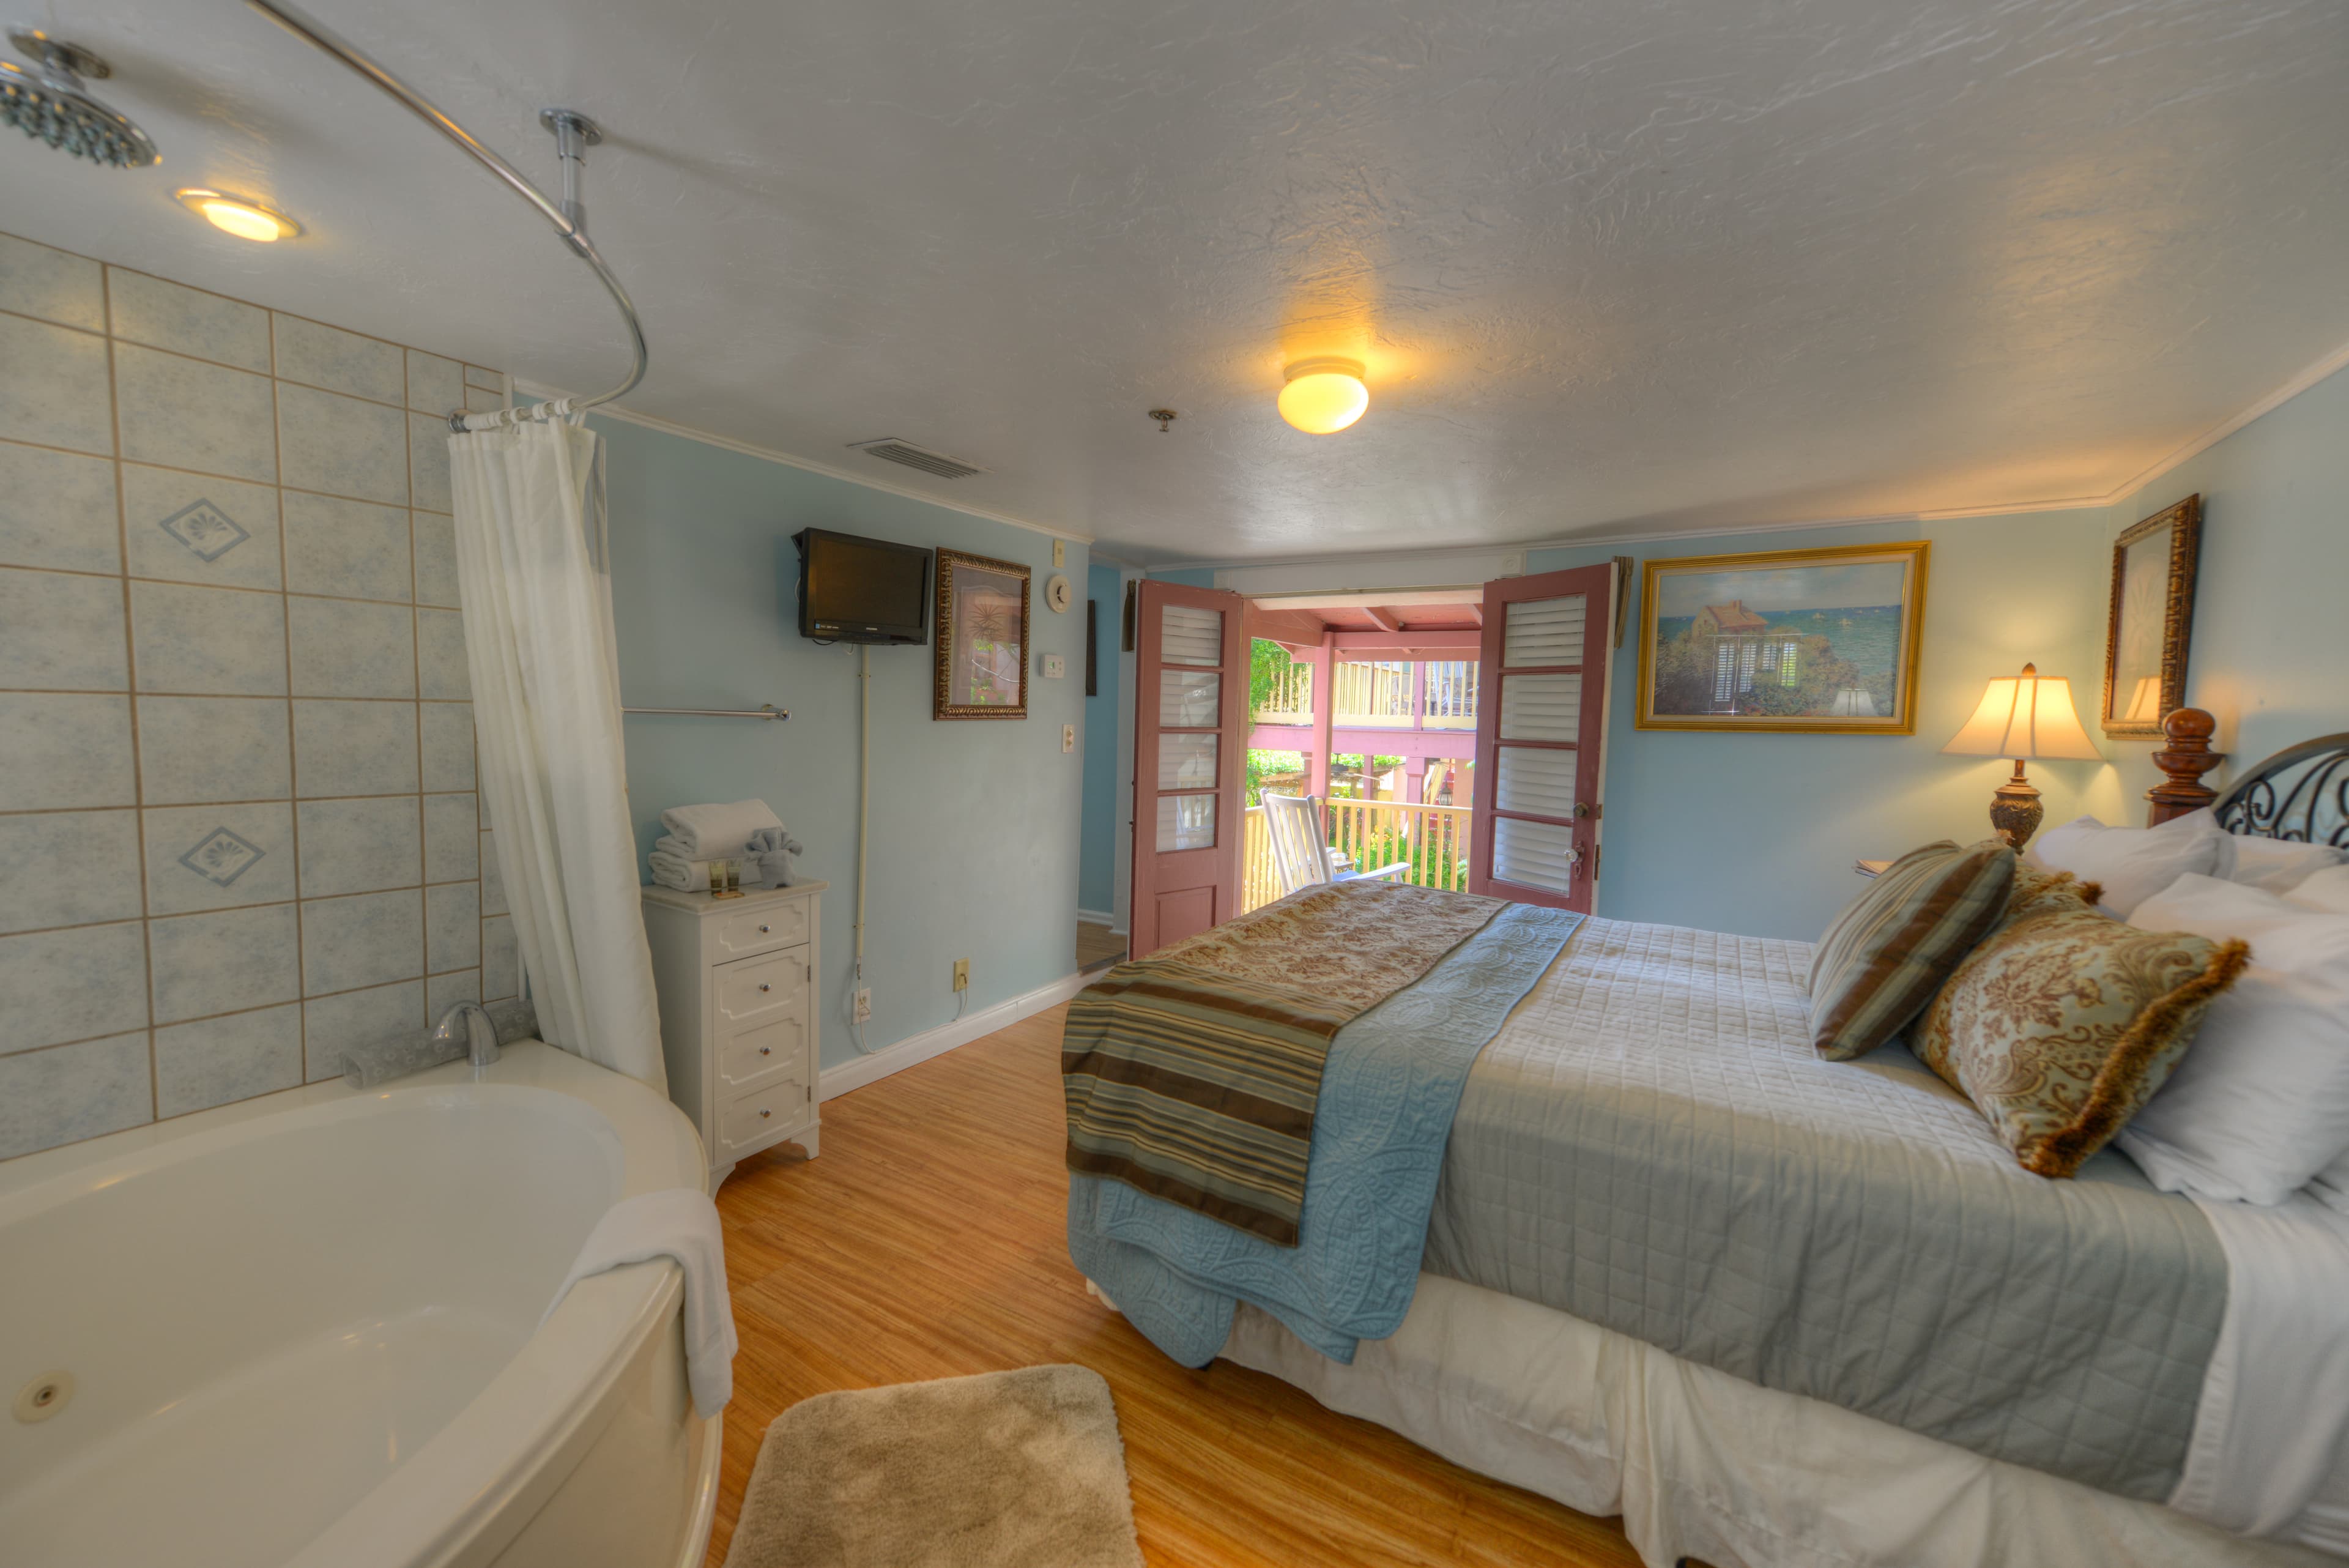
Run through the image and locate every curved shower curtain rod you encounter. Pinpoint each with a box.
[245,0,647,433]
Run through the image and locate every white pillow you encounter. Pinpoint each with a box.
[2288,863,2349,916]
[2312,1154,2349,1217]
[2026,809,2227,918]
[2220,834,2348,894]
[2119,874,2349,1205]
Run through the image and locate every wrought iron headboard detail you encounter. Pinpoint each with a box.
[2214,731,2349,847]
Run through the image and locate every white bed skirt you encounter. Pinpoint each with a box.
[1215,1273,2343,1568]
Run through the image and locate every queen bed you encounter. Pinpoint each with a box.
[1066,724,2349,1568]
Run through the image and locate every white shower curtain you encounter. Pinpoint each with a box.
[448,417,665,1090]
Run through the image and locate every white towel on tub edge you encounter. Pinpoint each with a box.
[543,1187,737,1419]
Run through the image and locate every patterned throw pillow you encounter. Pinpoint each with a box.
[1807,839,2016,1061]
[2008,863,2101,918]
[1917,907,2248,1177]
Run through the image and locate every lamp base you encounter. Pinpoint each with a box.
[1990,760,2043,852]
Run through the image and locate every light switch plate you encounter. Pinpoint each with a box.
[1042,653,1066,678]
[1053,540,1066,568]
[1061,723,1075,753]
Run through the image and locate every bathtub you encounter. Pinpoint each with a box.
[0,1042,721,1568]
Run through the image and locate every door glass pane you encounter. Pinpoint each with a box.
[1158,733,1219,790]
[1501,595,1586,667]
[1493,816,1578,894]
[1497,672,1583,741]
[1161,604,1223,666]
[1495,746,1576,819]
[1159,668,1220,728]
[1156,792,1216,852]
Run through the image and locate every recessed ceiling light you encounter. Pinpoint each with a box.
[1278,357,1368,434]
[174,188,300,242]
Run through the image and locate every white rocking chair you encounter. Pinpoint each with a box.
[1261,793,1413,900]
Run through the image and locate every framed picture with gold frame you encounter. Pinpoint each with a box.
[1635,541,1929,734]
[933,548,1031,719]
[2101,495,2201,738]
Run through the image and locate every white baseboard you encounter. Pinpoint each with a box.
[819,970,1091,1101]
[1076,907,1116,927]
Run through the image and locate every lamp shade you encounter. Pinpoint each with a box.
[1942,664,2102,760]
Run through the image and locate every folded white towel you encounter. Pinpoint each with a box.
[658,800,782,860]
[648,850,763,893]
[542,1189,737,1419]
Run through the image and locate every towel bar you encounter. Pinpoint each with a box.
[620,704,788,721]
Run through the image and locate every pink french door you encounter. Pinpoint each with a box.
[1468,565,1616,912]
[1129,581,1247,957]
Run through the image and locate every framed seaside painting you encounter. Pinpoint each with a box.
[2101,496,2200,738]
[1635,541,1929,734]
[933,548,1030,719]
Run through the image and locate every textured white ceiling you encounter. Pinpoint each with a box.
[9,0,2348,562]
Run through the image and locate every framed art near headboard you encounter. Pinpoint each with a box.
[2101,495,2200,738]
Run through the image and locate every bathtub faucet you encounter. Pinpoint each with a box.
[431,1001,501,1069]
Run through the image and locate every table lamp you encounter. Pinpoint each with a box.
[1941,663,2103,851]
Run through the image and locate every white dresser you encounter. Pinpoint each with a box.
[640,880,826,1191]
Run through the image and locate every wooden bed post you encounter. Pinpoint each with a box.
[2146,707,2224,825]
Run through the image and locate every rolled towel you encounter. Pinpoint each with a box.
[745,825,804,888]
[648,850,763,893]
[657,800,782,861]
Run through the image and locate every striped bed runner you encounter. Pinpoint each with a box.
[1062,880,1503,1246]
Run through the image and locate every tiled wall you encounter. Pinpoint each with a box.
[0,229,518,1161]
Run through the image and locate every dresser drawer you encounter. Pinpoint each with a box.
[713,948,807,1026]
[719,1076,809,1155]
[718,1014,807,1094]
[713,900,809,959]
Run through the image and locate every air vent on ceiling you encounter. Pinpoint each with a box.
[847,437,988,480]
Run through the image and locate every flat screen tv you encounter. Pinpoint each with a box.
[793,528,932,644]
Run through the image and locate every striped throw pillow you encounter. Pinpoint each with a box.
[1807,839,2016,1061]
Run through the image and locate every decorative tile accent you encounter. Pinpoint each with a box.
[300,888,424,995]
[106,269,272,373]
[123,467,281,590]
[130,580,288,696]
[406,349,464,414]
[283,492,410,601]
[426,880,480,972]
[303,978,426,1082]
[417,606,471,699]
[423,792,478,881]
[149,903,301,1025]
[295,796,421,897]
[0,232,105,330]
[144,801,296,915]
[419,702,475,792]
[0,810,144,934]
[154,1003,302,1117]
[481,913,519,1001]
[0,1033,152,1160]
[273,314,404,404]
[291,699,418,797]
[411,510,458,607]
[135,696,292,806]
[114,343,278,483]
[0,442,119,574]
[0,565,128,689]
[278,382,406,505]
[0,693,136,810]
[0,921,149,1055]
[409,412,454,512]
[288,596,415,699]
[0,313,113,455]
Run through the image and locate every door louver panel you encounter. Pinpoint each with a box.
[1493,816,1579,894]
[1496,746,1578,818]
[1160,604,1223,666]
[1502,595,1587,666]
[1498,673,1583,742]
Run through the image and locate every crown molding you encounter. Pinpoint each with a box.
[514,379,1095,548]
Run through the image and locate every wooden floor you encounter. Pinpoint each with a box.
[1077,920,1127,970]
[708,1001,1648,1567]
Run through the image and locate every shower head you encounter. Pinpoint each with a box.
[1,28,158,167]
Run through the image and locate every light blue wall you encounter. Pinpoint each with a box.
[2102,364,2349,804]
[595,417,1089,1071]
[1078,563,1123,915]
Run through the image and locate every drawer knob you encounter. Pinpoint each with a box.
[759,1108,771,1118]
[758,983,771,992]
[759,1046,771,1056]
[757,924,771,934]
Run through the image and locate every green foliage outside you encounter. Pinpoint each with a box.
[1250,638,1297,713]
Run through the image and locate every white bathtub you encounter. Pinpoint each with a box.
[0,1042,722,1568]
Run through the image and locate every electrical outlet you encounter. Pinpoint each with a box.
[1061,723,1075,753]
[952,958,969,993]
[853,988,872,1023]
[1052,540,1066,568]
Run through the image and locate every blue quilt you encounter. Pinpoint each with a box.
[1066,904,1582,1367]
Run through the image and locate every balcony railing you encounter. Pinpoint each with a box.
[1250,652,1480,732]
[1332,660,1416,728]
[1255,663,1313,727]
[1423,660,1478,729]
[1241,799,1475,914]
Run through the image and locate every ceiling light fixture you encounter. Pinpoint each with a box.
[1277,357,1368,434]
[174,188,301,242]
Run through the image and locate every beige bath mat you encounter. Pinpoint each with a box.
[722,1364,1145,1568]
